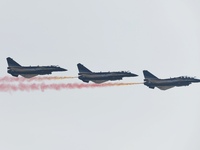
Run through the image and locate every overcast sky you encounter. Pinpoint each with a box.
[0,0,200,150]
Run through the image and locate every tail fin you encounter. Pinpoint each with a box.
[7,57,21,67]
[143,70,158,79]
[77,63,92,73]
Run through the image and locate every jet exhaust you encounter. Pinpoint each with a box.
[0,76,78,82]
[0,82,143,92]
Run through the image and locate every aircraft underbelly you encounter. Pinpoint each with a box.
[85,76,122,80]
[157,86,175,90]
[92,80,108,84]
[86,76,122,83]
[149,81,191,90]
[154,82,190,86]
[14,70,52,75]
[21,74,38,78]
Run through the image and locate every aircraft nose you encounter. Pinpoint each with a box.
[131,73,138,77]
[59,67,67,71]
[194,78,200,82]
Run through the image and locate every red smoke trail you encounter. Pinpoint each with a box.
[0,82,142,92]
[0,76,77,82]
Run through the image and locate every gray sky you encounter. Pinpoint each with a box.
[0,0,200,150]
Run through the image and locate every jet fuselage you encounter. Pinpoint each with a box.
[77,63,138,83]
[143,70,200,90]
[8,66,66,74]
[79,71,137,83]
[7,57,67,78]
[145,77,200,88]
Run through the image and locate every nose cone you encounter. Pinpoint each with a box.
[55,66,67,71]
[130,73,138,77]
[59,67,67,71]
[193,78,200,83]
[124,72,138,77]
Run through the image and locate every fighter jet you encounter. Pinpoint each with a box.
[143,70,200,90]
[77,63,138,83]
[7,57,67,78]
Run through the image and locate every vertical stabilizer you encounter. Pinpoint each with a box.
[7,57,21,67]
[77,63,92,73]
[143,70,158,79]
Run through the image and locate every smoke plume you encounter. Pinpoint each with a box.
[0,82,141,92]
[0,76,77,82]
